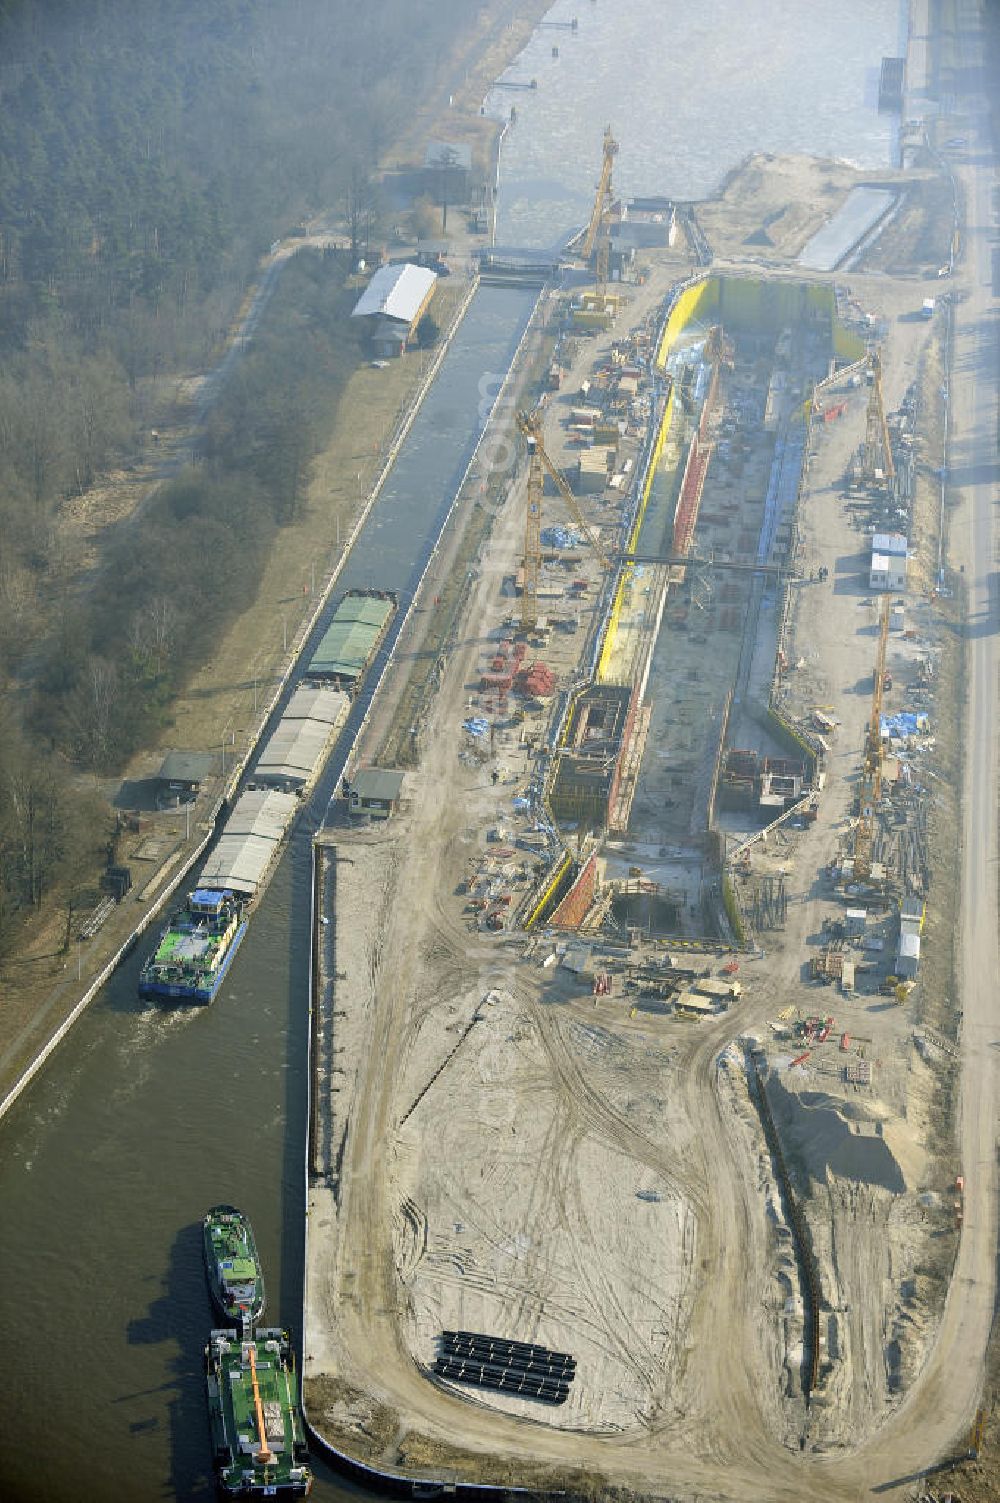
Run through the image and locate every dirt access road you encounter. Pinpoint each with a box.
[307,10,1000,1502]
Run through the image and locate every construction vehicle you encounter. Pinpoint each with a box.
[853,594,891,881]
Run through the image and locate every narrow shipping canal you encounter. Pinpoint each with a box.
[0,1,901,1497]
[0,286,537,1503]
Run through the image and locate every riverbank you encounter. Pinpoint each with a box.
[0,0,553,1116]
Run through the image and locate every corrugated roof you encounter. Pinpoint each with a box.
[225,788,298,841]
[256,720,336,789]
[158,750,216,784]
[307,595,394,681]
[283,685,350,726]
[351,263,437,324]
[200,834,276,897]
[351,767,405,802]
[198,789,297,896]
[872,532,908,556]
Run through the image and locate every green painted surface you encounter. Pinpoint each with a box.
[307,594,394,680]
[206,1328,311,1496]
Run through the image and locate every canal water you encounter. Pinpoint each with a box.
[489,0,905,248]
[0,4,903,1500]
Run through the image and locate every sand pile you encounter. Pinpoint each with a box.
[768,1076,906,1194]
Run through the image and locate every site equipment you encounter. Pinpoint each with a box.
[853,594,891,880]
[516,408,612,631]
[861,349,896,486]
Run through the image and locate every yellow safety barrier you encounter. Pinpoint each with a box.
[523,850,573,931]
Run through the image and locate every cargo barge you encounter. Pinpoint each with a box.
[139,888,248,1002]
[138,605,383,1004]
[205,1327,312,1497]
[305,589,396,692]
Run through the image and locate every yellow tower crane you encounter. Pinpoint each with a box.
[861,349,896,487]
[581,126,619,267]
[515,409,611,632]
[853,594,891,881]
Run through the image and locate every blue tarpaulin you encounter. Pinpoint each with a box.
[541,525,584,548]
[880,711,929,738]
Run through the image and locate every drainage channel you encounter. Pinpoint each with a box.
[748,1050,823,1402]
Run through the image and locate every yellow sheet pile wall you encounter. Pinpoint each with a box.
[596,377,675,683]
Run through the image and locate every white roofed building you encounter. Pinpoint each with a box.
[351,263,438,359]
[869,532,908,592]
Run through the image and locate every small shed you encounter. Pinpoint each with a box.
[156,750,216,800]
[869,549,907,592]
[870,532,908,592]
[844,908,867,938]
[351,263,437,359]
[896,930,921,980]
[347,767,405,819]
[900,895,925,931]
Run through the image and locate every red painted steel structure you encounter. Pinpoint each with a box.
[672,434,713,556]
[549,853,599,929]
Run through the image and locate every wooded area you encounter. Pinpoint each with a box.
[0,0,496,957]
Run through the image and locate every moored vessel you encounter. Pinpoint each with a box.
[205,1327,312,1497]
[305,588,396,692]
[203,1205,265,1334]
[139,888,248,1002]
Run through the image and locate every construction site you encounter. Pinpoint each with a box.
[302,85,986,1501]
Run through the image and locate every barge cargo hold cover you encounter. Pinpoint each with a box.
[199,788,299,898]
[306,591,396,690]
[255,685,350,792]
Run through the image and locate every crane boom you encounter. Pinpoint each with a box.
[521,426,543,631]
[862,349,896,484]
[854,594,891,880]
[581,126,618,264]
[516,410,612,570]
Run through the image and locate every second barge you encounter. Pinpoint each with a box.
[305,590,396,692]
